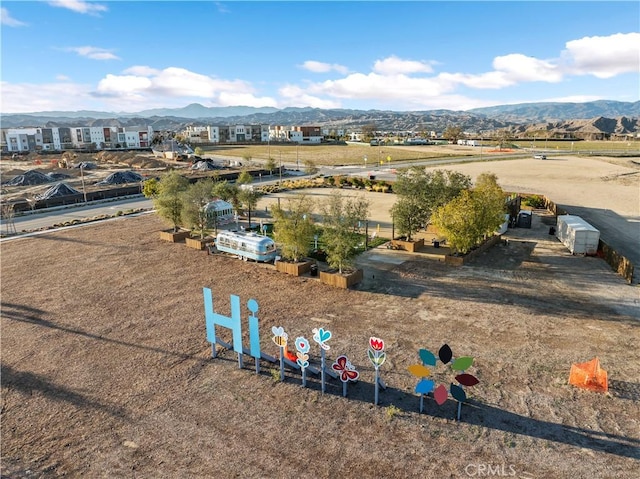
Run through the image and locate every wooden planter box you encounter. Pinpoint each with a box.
[275,259,313,276]
[159,229,191,243]
[319,268,363,289]
[185,236,215,250]
[391,238,424,252]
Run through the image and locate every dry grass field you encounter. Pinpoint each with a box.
[2,201,639,478]
[2,150,639,478]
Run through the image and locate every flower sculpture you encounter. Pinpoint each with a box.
[332,354,359,397]
[408,344,479,419]
[367,337,386,405]
[295,336,311,387]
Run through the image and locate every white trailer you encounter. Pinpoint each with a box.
[556,215,600,255]
[215,230,278,262]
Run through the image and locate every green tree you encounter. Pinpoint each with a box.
[390,196,423,241]
[142,178,159,198]
[320,191,370,273]
[213,180,240,215]
[390,167,471,240]
[194,147,204,156]
[237,169,253,185]
[271,194,315,262]
[304,159,318,175]
[238,186,260,229]
[431,191,478,254]
[432,173,505,254]
[265,157,277,175]
[154,171,189,232]
[472,173,506,239]
[181,179,214,239]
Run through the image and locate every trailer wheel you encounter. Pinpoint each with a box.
[242,256,248,261]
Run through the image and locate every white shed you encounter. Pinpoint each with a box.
[556,215,600,255]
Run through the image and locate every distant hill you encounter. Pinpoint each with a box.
[469,100,640,122]
[1,101,638,140]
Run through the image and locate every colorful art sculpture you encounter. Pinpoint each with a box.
[367,337,386,405]
[312,327,332,393]
[408,344,479,420]
[272,326,288,381]
[332,355,359,397]
[295,336,311,387]
[204,291,483,417]
[203,288,276,372]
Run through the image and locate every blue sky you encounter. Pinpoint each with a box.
[1,1,639,114]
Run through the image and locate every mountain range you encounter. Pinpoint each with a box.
[2,100,639,139]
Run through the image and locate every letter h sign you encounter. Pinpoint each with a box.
[203,288,265,372]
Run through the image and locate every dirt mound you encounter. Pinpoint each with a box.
[2,169,53,186]
[35,182,81,199]
[47,173,72,181]
[72,161,97,169]
[95,171,144,185]
[191,159,222,171]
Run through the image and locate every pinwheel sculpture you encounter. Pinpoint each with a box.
[408,344,479,420]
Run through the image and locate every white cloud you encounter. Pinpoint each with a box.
[68,46,120,61]
[48,0,107,15]
[562,32,640,79]
[278,85,342,109]
[93,66,276,109]
[373,56,434,75]
[541,95,604,103]
[123,65,161,76]
[1,7,27,26]
[301,61,348,75]
[56,74,71,81]
[95,74,152,97]
[0,81,94,113]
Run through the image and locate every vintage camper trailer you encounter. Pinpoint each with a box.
[556,215,600,255]
[214,230,277,262]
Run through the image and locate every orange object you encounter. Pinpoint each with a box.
[569,357,608,393]
[284,347,297,363]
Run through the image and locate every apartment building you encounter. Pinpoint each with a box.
[2,125,154,152]
[181,124,324,144]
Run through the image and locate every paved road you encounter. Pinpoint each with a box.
[1,196,152,235]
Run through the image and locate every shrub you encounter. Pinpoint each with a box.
[524,195,546,208]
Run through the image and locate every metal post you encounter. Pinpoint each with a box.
[365,220,369,250]
[80,164,87,203]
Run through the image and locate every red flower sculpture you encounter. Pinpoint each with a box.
[369,337,385,352]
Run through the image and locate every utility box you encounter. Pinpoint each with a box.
[517,210,532,228]
[556,215,600,255]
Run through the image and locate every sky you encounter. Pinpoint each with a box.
[1,1,639,114]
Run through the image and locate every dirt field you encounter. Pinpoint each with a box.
[2,192,639,478]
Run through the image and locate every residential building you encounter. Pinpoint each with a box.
[2,125,153,152]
